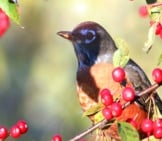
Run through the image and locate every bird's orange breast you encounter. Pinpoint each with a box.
[76,63,147,130]
[77,63,123,111]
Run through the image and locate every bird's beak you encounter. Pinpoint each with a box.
[57,31,73,40]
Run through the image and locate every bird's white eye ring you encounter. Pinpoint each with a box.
[85,30,96,44]
[86,30,95,40]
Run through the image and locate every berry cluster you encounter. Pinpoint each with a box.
[100,66,162,139]
[141,118,162,139]
[101,89,122,120]
[101,67,135,120]
[0,120,28,140]
[0,8,10,37]
[138,3,162,41]
[112,67,135,103]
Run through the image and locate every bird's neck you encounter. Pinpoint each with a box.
[77,40,117,71]
[77,51,115,71]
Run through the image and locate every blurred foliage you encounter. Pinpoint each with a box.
[0,0,161,140]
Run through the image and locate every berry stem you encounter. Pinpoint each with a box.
[150,2,162,8]
[137,83,160,97]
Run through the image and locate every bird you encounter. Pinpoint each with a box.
[57,21,162,140]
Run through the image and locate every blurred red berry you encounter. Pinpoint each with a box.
[153,127,162,139]
[0,126,8,139]
[0,8,10,37]
[111,102,122,117]
[141,119,153,134]
[10,125,21,139]
[122,87,135,102]
[153,119,162,129]
[160,30,162,39]
[139,5,148,18]
[155,23,162,35]
[102,107,113,120]
[152,68,162,84]
[100,88,113,106]
[16,120,28,134]
[112,67,125,83]
[52,134,62,141]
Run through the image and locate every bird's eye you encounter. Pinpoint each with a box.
[85,30,96,44]
[86,31,95,40]
[80,29,96,44]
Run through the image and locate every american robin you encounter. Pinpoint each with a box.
[57,21,162,140]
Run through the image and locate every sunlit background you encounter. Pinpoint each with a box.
[0,0,162,140]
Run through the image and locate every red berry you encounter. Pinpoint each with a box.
[141,119,153,134]
[0,8,10,37]
[126,118,138,129]
[111,102,122,117]
[16,120,28,134]
[102,107,112,120]
[10,125,21,138]
[152,68,162,84]
[0,126,8,139]
[153,127,162,139]
[100,89,113,106]
[155,23,162,35]
[160,30,162,39]
[52,134,62,141]
[153,119,162,130]
[112,67,125,83]
[122,87,135,102]
[139,5,148,18]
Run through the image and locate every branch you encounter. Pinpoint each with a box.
[137,83,160,97]
[69,119,107,141]
[149,2,162,8]
[68,83,161,141]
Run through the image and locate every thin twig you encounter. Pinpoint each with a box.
[137,83,160,97]
[68,83,161,141]
[149,2,162,8]
[69,119,107,141]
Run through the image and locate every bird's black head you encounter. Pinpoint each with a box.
[57,21,117,70]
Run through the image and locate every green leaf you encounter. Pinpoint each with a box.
[149,7,161,22]
[143,24,156,53]
[113,39,130,67]
[82,103,103,117]
[113,50,130,67]
[0,0,20,24]
[94,111,105,123]
[157,53,162,66]
[117,121,140,141]
[115,39,129,56]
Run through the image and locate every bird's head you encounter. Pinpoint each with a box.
[57,21,117,70]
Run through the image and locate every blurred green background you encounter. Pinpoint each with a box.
[0,0,162,140]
